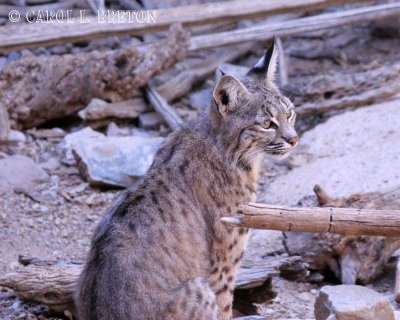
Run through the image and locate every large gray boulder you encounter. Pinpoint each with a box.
[315,285,395,320]
[72,136,164,188]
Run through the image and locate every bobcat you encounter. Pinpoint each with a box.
[75,40,298,320]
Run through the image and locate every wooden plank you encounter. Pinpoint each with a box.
[0,0,367,52]
[190,2,400,50]
[222,203,400,237]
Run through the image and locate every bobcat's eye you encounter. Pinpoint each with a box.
[286,110,293,118]
[261,119,271,129]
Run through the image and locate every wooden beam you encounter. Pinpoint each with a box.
[222,203,400,237]
[190,2,400,50]
[0,0,367,53]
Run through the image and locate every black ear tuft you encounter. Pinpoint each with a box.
[247,38,275,76]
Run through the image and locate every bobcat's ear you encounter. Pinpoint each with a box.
[212,74,249,116]
[247,38,278,85]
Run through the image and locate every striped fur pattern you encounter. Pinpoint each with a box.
[75,41,298,320]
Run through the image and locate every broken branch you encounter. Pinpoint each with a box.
[223,203,400,237]
[145,85,183,130]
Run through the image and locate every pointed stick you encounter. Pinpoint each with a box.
[222,203,400,237]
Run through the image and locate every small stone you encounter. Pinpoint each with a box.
[6,51,20,64]
[12,300,22,311]
[315,285,395,320]
[139,112,164,130]
[7,130,26,143]
[311,289,318,295]
[40,157,61,171]
[298,291,314,302]
[106,122,130,137]
[39,205,49,213]
[0,155,49,193]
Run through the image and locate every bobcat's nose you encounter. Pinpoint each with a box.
[284,135,299,146]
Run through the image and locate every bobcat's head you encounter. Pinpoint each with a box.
[209,40,298,169]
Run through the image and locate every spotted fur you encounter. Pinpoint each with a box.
[75,40,298,320]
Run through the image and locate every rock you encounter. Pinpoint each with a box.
[27,128,66,139]
[216,63,249,80]
[260,99,400,205]
[72,136,164,187]
[7,130,26,143]
[40,157,61,171]
[139,112,165,130]
[245,230,285,261]
[0,155,49,193]
[106,122,131,137]
[78,98,147,121]
[315,285,395,320]
[63,127,104,163]
[0,57,7,70]
[189,87,212,109]
[131,128,158,138]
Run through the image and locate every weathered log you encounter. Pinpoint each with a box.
[284,186,400,285]
[189,2,400,50]
[0,0,367,52]
[0,24,189,129]
[156,43,253,103]
[175,56,400,119]
[78,97,147,121]
[222,202,400,237]
[144,85,183,130]
[0,255,307,315]
[293,62,400,118]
